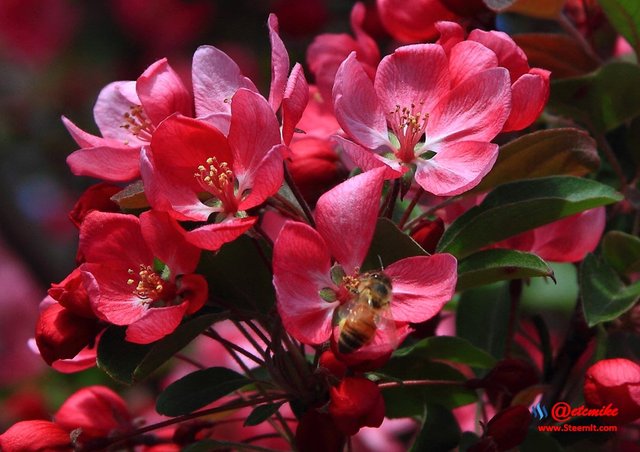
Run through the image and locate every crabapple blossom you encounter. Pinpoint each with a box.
[63,58,191,181]
[273,168,457,365]
[78,210,207,343]
[584,358,640,425]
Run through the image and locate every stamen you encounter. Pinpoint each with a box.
[127,264,165,302]
[194,156,235,196]
[389,102,429,163]
[120,105,154,141]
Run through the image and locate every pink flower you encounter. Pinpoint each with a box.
[273,169,457,364]
[79,211,207,343]
[333,43,512,196]
[192,15,308,144]
[63,58,192,181]
[141,89,286,251]
[0,420,71,451]
[584,358,640,425]
[436,21,550,132]
[307,2,380,108]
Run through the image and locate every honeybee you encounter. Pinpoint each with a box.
[337,271,395,354]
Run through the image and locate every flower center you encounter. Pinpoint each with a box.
[121,105,154,142]
[127,265,165,302]
[389,103,429,163]
[194,156,238,211]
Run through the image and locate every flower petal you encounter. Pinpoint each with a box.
[273,221,336,345]
[125,303,189,344]
[192,45,258,118]
[185,217,257,251]
[282,63,309,145]
[385,254,457,323]
[238,145,285,211]
[94,81,144,145]
[427,67,511,145]
[315,167,386,273]
[137,58,192,125]
[374,44,449,118]
[267,14,290,112]
[502,69,550,132]
[333,52,391,152]
[66,145,141,182]
[447,41,498,88]
[416,141,498,196]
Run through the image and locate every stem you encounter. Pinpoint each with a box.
[557,12,603,65]
[398,187,424,229]
[594,131,628,190]
[204,328,265,366]
[377,379,466,389]
[98,395,288,451]
[283,162,315,228]
[404,195,459,232]
[505,279,523,358]
[381,179,400,219]
[233,320,271,362]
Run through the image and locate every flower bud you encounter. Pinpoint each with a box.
[410,218,444,254]
[583,358,640,425]
[329,377,385,435]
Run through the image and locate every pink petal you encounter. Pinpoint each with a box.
[273,221,337,345]
[333,136,404,178]
[374,44,450,118]
[140,148,214,222]
[282,63,309,145]
[228,89,281,178]
[66,145,141,182]
[140,210,200,275]
[350,2,380,66]
[82,263,148,325]
[268,14,290,112]
[238,145,285,211]
[62,115,122,148]
[136,58,192,125]
[332,322,411,365]
[415,141,498,196]
[125,303,188,344]
[185,217,257,251]
[192,45,258,118]
[93,81,145,145]
[468,29,530,80]
[435,21,465,54]
[315,167,386,273]
[531,207,605,263]
[333,52,391,151]
[427,67,511,145]
[0,420,71,451]
[448,41,498,88]
[385,254,457,323]
[502,69,550,132]
[79,212,151,265]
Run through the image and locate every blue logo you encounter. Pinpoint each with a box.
[531,403,549,420]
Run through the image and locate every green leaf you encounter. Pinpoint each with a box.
[436,176,622,259]
[410,404,460,452]
[599,0,640,57]
[602,230,640,275]
[197,235,275,316]
[362,218,427,270]
[156,367,251,416]
[549,62,640,132]
[393,336,497,369]
[380,360,477,417]
[456,283,511,359]
[457,249,555,290]
[97,311,226,385]
[244,402,286,427]
[580,253,640,327]
[473,128,599,193]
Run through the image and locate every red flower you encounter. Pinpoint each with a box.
[584,358,640,425]
[141,89,286,251]
[329,377,385,436]
[273,168,457,364]
[68,182,121,228]
[377,0,458,43]
[63,58,192,182]
[79,211,207,343]
[470,405,531,452]
[0,420,71,452]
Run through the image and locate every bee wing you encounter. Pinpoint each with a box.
[373,306,398,348]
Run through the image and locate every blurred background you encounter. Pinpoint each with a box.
[0,0,369,429]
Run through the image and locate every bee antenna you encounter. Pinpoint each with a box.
[377,255,384,270]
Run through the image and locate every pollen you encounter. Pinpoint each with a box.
[194,156,235,193]
[127,265,165,302]
[389,102,429,163]
[120,105,154,141]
